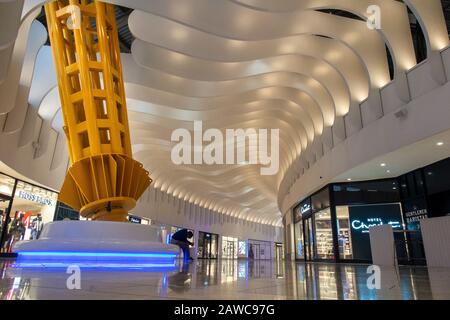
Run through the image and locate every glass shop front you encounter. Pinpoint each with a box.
[0,173,58,254]
[221,236,238,259]
[293,181,407,263]
[294,188,333,262]
[291,157,450,264]
[197,231,218,259]
[248,239,272,260]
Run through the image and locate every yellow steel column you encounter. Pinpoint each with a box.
[45,0,151,222]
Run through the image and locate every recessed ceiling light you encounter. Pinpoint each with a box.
[387,170,391,173]
[347,178,352,181]
[380,163,387,167]
[436,142,444,146]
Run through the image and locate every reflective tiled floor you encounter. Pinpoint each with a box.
[1,259,450,300]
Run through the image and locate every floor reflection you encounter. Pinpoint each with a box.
[0,258,448,300]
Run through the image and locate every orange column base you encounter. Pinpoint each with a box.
[91,208,129,222]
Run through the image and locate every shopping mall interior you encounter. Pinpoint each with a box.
[1,0,450,302]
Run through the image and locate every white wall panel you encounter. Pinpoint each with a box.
[407,61,441,100]
[421,216,450,267]
[381,81,405,115]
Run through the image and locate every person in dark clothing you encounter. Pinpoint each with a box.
[170,229,194,261]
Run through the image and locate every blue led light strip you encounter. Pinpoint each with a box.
[13,262,177,269]
[17,251,177,258]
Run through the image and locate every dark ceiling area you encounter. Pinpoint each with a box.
[442,0,450,33]
[36,5,134,53]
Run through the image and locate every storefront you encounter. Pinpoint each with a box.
[0,173,58,254]
[221,236,238,259]
[293,188,333,262]
[237,240,248,259]
[333,180,406,262]
[248,239,272,260]
[293,198,308,260]
[197,231,218,259]
[293,181,408,263]
[311,188,333,261]
[290,157,450,264]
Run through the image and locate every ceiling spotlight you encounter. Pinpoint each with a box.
[386,170,391,173]
[347,178,352,181]
[380,163,387,167]
[436,142,444,146]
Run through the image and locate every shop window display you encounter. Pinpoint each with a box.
[0,198,11,247]
[314,209,334,260]
[303,217,315,260]
[294,222,304,259]
[336,206,353,260]
[0,174,15,247]
[222,236,238,259]
[293,198,311,260]
[198,231,218,259]
[2,180,57,253]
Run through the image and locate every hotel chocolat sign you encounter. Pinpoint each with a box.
[294,199,311,222]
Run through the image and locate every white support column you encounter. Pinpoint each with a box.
[421,216,450,267]
[369,224,397,267]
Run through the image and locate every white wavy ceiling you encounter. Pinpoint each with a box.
[1,0,449,226]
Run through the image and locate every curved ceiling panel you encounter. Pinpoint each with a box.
[128,9,389,88]
[1,0,447,226]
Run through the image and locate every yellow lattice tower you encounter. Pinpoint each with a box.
[45,0,151,221]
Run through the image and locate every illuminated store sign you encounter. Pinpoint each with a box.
[300,203,311,215]
[129,216,142,224]
[294,200,311,223]
[351,217,402,233]
[17,190,54,206]
[404,208,428,223]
